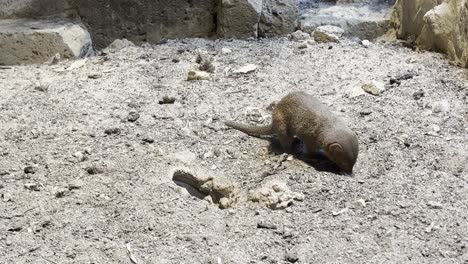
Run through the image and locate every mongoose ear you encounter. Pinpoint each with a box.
[329,143,343,154]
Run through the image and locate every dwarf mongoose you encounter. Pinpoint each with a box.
[225,91,359,175]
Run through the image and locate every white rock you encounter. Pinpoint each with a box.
[361,80,385,96]
[431,100,450,113]
[298,41,308,49]
[104,38,135,53]
[221,48,232,54]
[290,30,310,41]
[233,64,258,74]
[361,39,371,48]
[187,70,210,81]
[314,25,344,43]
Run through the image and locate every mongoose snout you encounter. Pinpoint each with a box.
[225,91,359,175]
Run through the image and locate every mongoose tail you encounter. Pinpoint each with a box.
[225,121,274,136]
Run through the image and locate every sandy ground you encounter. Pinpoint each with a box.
[0,37,467,264]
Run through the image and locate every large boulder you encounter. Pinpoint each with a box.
[390,0,468,67]
[217,0,263,38]
[0,18,92,65]
[258,0,299,37]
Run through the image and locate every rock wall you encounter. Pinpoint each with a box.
[391,0,468,67]
[77,0,217,48]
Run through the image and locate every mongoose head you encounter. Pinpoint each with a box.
[325,133,359,175]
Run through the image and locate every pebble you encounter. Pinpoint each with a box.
[353,199,367,208]
[233,64,258,74]
[290,30,310,41]
[24,183,40,191]
[361,81,384,96]
[104,128,121,135]
[158,96,176,104]
[88,73,102,79]
[24,166,37,174]
[221,48,232,54]
[34,83,49,92]
[257,221,277,230]
[68,179,84,190]
[431,100,450,113]
[127,111,140,122]
[432,124,441,133]
[361,39,371,48]
[313,25,343,43]
[142,138,155,144]
[413,90,425,100]
[285,252,299,263]
[73,151,85,162]
[187,70,210,81]
[86,166,104,175]
[54,188,69,198]
[297,41,308,49]
[332,208,348,217]
[427,201,443,209]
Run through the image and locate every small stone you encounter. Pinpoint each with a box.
[0,170,10,176]
[361,39,371,48]
[413,90,425,100]
[359,110,372,116]
[171,58,180,63]
[219,197,230,209]
[332,208,348,217]
[86,166,104,175]
[54,188,69,198]
[127,112,140,122]
[233,64,258,74]
[297,41,308,49]
[389,78,401,85]
[187,70,210,81]
[427,201,443,209]
[84,147,92,155]
[24,166,37,174]
[24,183,40,191]
[72,151,85,162]
[142,138,155,144]
[290,30,310,41]
[353,199,367,208]
[431,100,450,113]
[34,83,49,92]
[158,96,176,104]
[88,73,101,79]
[104,128,121,135]
[313,25,343,43]
[361,81,384,96]
[257,221,277,230]
[221,48,232,54]
[432,125,441,133]
[68,179,84,190]
[285,252,299,263]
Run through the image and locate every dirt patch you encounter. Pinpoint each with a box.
[0,37,467,263]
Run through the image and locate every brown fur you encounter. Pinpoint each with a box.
[225,91,359,174]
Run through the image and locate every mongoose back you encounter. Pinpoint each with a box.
[225,91,359,175]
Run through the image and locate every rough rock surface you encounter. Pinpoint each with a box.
[0,37,466,263]
[391,0,468,67]
[0,18,92,65]
[217,0,263,38]
[77,0,217,48]
[259,0,299,37]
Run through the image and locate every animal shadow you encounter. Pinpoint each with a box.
[266,137,343,175]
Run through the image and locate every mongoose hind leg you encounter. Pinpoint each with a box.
[273,111,294,153]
